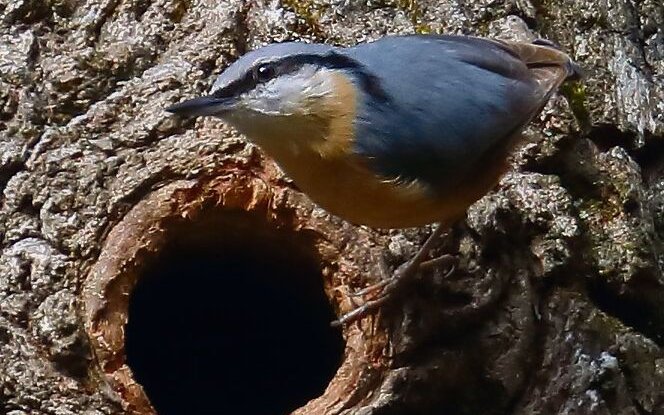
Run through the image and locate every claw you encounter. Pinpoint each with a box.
[419,254,456,272]
[331,295,389,327]
[348,279,390,297]
[348,256,392,297]
[332,223,456,327]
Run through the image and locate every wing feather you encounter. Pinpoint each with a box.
[348,35,578,192]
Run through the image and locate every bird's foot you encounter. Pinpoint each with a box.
[331,224,456,328]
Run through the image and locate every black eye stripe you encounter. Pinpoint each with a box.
[213,60,282,98]
[212,52,388,102]
[212,72,255,98]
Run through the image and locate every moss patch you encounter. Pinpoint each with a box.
[560,81,591,131]
[281,0,327,39]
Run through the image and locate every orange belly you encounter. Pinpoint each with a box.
[267,147,506,228]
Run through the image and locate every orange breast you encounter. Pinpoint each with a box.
[267,146,507,228]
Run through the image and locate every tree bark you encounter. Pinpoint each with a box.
[1,0,663,414]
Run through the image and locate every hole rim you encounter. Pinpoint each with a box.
[82,168,387,415]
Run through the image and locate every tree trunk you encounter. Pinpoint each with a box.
[1,0,663,414]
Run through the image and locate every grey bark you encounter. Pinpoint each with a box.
[1,0,663,414]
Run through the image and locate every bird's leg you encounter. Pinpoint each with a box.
[332,223,454,327]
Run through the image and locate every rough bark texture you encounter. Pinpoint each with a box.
[1,0,663,414]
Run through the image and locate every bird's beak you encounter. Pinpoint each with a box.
[165,95,235,117]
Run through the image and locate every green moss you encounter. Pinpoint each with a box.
[474,19,492,37]
[414,23,432,34]
[560,81,591,131]
[395,0,432,34]
[281,0,326,38]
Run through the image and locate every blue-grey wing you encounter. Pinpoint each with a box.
[345,35,571,192]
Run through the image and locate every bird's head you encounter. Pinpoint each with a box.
[166,42,381,154]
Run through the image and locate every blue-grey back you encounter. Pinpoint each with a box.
[344,35,542,192]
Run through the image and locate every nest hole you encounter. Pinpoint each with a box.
[124,210,345,415]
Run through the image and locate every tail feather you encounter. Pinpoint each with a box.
[493,38,583,104]
[530,38,584,80]
[502,38,582,80]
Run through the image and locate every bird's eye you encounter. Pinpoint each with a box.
[254,63,275,82]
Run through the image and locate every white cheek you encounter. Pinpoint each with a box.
[302,69,336,99]
[244,89,284,115]
[243,68,337,116]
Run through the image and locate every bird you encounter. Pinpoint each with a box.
[166,34,582,326]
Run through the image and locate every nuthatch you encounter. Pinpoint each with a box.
[167,35,581,325]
